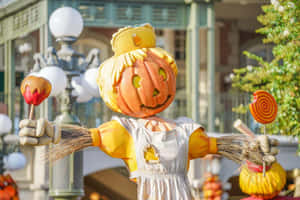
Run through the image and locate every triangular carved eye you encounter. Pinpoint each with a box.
[132,75,141,88]
[153,88,160,97]
[159,68,167,80]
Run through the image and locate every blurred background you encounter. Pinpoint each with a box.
[0,0,299,199]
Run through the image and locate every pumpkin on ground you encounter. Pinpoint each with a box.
[203,173,223,200]
[242,196,300,200]
[0,175,19,200]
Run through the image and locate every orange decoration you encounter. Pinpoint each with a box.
[4,175,15,185]
[0,174,19,200]
[3,185,16,198]
[97,24,177,118]
[239,162,286,199]
[249,90,277,124]
[132,34,142,46]
[0,190,10,200]
[115,51,176,118]
[203,173,223,200]
[20,75,52,119]
[20,76,52,106]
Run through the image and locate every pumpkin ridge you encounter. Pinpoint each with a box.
[116,85,133,115]
[142,60,160,105]
[132,64,149,108]
[119,67,143,113]
[144,55,169,104]
[148,48,178,75]
[143,57,159,89]
[148,51,176,94]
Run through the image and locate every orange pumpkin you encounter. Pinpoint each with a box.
[97,24,177,118]
[4,175,15,185]
[0,176,5,188]
[0,190,10,200]
[203,174,223,200]
[115,51,176,118]
[239,162,286,199]
[0,174,19,200]
[3,185,16,198]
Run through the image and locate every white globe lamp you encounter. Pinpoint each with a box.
[49,7,83,39]
[28,71,40,77]
[6,152,27,171]
[72,76,93,103]
[82,68,100,97]
[39,66,67,96]
[0,114,12,135]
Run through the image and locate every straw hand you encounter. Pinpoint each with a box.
[19,118,61,146]
[241,136,279,166]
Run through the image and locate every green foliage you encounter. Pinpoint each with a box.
[232,0,300,137]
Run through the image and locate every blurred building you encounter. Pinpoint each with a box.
[1,0,299,200]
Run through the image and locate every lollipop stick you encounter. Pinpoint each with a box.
[233,119,256,139]
[263,125,267,176]
[29,104,35,120]
[263,161,266,177]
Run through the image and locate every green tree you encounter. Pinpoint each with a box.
[232,0,300,142]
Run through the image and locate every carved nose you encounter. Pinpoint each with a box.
[153,88,160,97]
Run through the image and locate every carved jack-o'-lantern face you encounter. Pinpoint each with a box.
[115,51,176,118]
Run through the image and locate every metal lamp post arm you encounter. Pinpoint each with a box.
[85,48,101,69]
[31,53,47,72]
[46,47,60,66]
[76,48,100,73]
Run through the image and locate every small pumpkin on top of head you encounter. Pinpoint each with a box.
[97,24,177,118]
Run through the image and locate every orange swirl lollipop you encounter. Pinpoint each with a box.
[249,90,277,124]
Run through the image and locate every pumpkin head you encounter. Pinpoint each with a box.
[239,162,286,199]
[97,24,177,118]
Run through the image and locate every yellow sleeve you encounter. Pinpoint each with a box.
[89,120,134,159]
[188,128,218,159]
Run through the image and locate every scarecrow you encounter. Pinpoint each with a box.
[19,24,278,200]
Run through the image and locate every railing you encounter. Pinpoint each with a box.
[73,91,252,133]
[0,91,252,134]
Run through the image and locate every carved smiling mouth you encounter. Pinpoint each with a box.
[141,95,171,109]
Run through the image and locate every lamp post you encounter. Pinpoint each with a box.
[29,7,100,200]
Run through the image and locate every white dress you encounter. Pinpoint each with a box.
[112,116,202,200]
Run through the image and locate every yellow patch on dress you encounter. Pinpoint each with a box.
[144,145,160,163]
